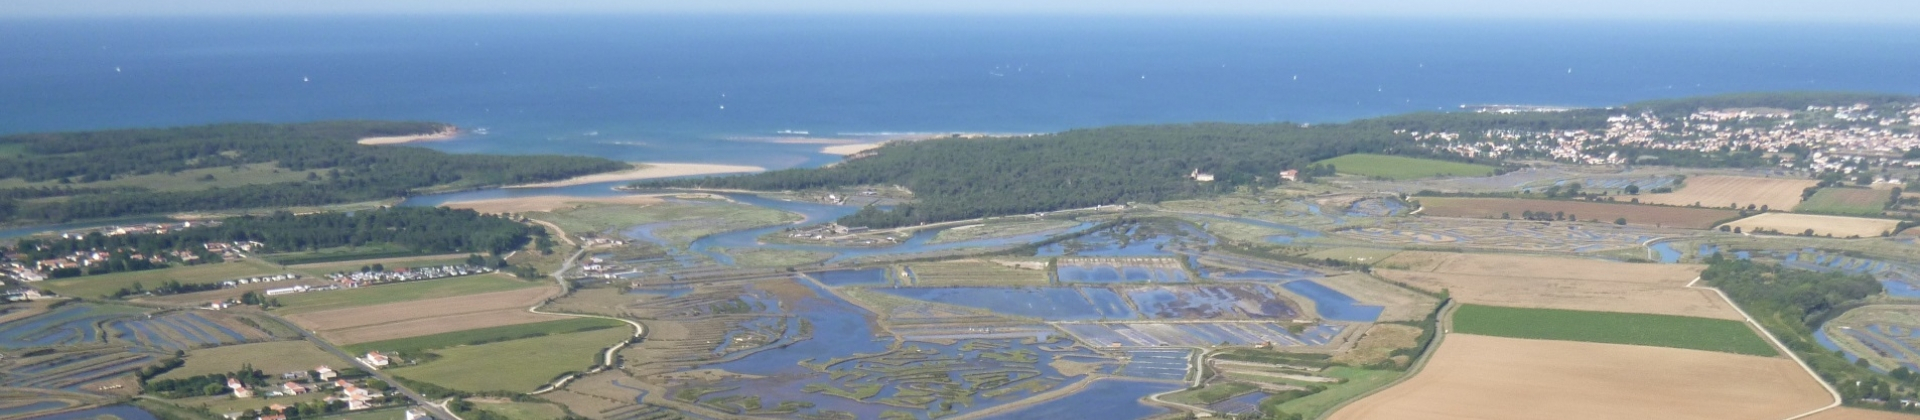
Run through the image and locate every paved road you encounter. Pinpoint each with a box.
[260,315,461,420]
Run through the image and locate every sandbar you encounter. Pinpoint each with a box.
[357,126,460,145]
[443,194,667,214]
[504,162,764,189]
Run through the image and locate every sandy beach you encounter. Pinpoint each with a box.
[443,194,668,214]
[357,126,460,145]
[505,162,764,189]
[820,143,887,155]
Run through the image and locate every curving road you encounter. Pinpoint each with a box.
[526,244,647,394]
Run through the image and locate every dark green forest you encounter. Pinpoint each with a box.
[0,121,627,223]
[16,207,539,263]
[643,122,1467,227]
[641,92,1914,227]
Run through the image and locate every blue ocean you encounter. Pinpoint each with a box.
[3,16,1918,169]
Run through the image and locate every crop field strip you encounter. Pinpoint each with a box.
[1331,218,1667,253]
[1330,334,1830,420]
[1639,175,1820,211]
[1451,304,1776,356]
[1372,251,1743,320]
[1796,187,1895,216]
[388,326,635,393]
[272,272,541,314]
[1720,212,1903,238]
[1414,196,1741,228]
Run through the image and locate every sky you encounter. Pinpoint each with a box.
[5,0,1920,22]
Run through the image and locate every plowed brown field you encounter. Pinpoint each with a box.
[286,286,557,342]
[1417,197,1739,228]
[1374,252,1739,320]
[1329,334,1830,420]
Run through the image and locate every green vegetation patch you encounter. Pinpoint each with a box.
[1314,154,1497,180]
[273,273,538,314]
[1267,367,1401,418]
[345,318,624,355]
[387,327,632,393]
[154,340,352,381]
[39,260,284,299]
[1452,304,1776,356]
[469,401,569,420]
[1796,188,1893,216]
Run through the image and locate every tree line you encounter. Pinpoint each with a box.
[17,207,539,262]
[0,121,628,224]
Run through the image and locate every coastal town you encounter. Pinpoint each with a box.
[1418,102,1920,183]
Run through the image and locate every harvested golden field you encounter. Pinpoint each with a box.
[1721,212,1903,238]
[1329,334,1829,420]
[285,286,554,335]
[1331,324,1423,367]
[1416,197,1740,229]
[1373,252,1738,320]
[1639,175,1819,211]
[442,194,665,214]
[1802,408,1920,420]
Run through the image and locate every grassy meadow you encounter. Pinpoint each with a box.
[1796,188,1891,216]
[272,273,539,314]
[38,260,286,299]
[1315,154,1497,180]
[387,327,632,393]
[344,318,624,355]
[1451,304,1776,356]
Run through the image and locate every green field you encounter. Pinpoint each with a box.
[1451,304,1776,356]
[272,273,540,314]
[344,318,624,355]
[470,401,569,420]
[388,327,632,393]
[1302,247,1403,264]
[1269,367,1402,418]
[38,260,286,299]
[1796,188,1891,216]
[155,340,352,380]
[1314,154,1497,180]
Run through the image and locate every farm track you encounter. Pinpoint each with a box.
[1684,276,1842,419]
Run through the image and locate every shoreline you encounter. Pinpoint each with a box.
[505,162,764,189]
[357,126,460,145]
[820,142,887,155]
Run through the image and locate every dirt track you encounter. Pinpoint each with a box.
[1374,251,1739,320]
[1329,334,1831,420]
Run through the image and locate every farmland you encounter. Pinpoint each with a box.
[343,318,624,355]
[1721,212,1904,238]
[1639,175,1820,211]
[1798,188,1894,216]
[284,286,558,344]
[1314,154,1498,180]
[387,327,634,393]
[900,260,1052,286]
[1373,252,1739,320]
[152,340,350,380]
[1451,304,1775,356]
[1414,196,1740,228]
[1329,334,1831,420]
[273,273,540,314]
[37,260,287,299]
